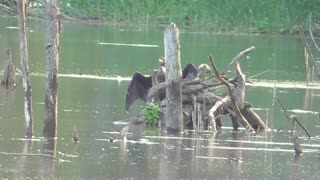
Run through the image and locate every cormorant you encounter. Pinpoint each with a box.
[125,59,201,111]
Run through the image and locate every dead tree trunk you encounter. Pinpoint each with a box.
[1,49,15,87]
[17,0,33,138]
[43,0,61,138]
[164,23,183,132]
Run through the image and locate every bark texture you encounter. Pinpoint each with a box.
[164,23,183,132]
[17,0,33,138]
[43,0,61,138]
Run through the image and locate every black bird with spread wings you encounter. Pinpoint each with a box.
[125,73,153,111]
[125,63,198,111]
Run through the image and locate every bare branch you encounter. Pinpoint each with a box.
[222,46,255,73]
[276,97,311,138]
[309,13,320,52]
[209,55,254,131]
[300,26,320,80]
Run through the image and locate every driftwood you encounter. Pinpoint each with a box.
[146,47,268,132]
[209,55,254,131]
[208,96,229,130]
[235,62,245,109]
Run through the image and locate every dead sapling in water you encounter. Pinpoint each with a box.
[72,126,79,143]
[1,49,15,87]
[292,133,303,155]
[276,97,311,138]
[120,126,129,142]
[276,98,311,156]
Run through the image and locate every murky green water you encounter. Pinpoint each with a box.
[0,17,320,179]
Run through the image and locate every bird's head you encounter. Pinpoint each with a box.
[198,64,211,73]
[159,57,165,66]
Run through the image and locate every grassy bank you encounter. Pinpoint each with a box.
[60,0,320,33]
[1,0,320,33]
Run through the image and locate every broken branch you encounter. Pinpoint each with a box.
[276,97,311,138]
[222,46,255,73]
[209,55,254,131]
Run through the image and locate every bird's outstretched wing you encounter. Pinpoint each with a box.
[125,72,153,111]
[183,64,198,79]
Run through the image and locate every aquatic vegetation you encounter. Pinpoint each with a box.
[141,101,161,126]
[1,0,318,33]
[56,0,320,33]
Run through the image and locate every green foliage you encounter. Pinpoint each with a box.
[58,0,320,33]
[141,101,161,127]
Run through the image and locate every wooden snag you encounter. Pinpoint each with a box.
[43,0,61,138]
[163,23,183,133]
[17,0,33,138]
[1,49,15,87]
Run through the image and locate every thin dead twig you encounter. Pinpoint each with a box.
[276,97,311,138]
[300,26,320,80]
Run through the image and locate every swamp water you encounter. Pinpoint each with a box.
[0,17,320,179]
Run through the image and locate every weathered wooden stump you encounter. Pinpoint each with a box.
[163,23,183,132]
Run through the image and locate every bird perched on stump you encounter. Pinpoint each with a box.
[125,58,199,111]
[197,64,211,82]
[156,57,166,83]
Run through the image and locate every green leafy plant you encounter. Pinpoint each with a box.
[141,101,161,126]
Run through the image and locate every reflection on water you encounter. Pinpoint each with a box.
[38,139,56,179]
[1,16,320,179]
[14,140,32,179]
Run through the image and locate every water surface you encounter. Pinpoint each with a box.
[0,17,320,179]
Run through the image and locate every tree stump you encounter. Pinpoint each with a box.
[164,23,183,133]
